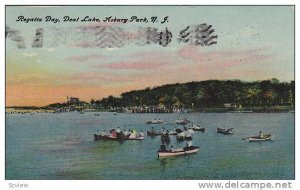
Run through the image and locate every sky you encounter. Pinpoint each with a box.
[5,6,294,106]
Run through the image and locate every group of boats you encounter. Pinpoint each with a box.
[146,118,196,126]
[94,128,144,141]
[93,117,272,158]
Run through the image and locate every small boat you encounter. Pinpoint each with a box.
[94,134,117,141]
[146,119,166,124]
[185,124,205,132]
[157,146,199,157]
[169,128,184,135]
[128,136,144,140]
[248,134,271,142]
[217,127,235,135]
[94,113,100,116]
[176,118,190,125]
[146,131,161,136]
[94,132,144,141]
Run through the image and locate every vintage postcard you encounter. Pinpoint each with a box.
[5,5,294,183]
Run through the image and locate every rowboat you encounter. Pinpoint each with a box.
[146,131,161,136]
[248,134,271,142]
[217,127,235,135]
[146,119,166,124]
[157,146,199,157]
[185,124,205,132]
[176,118,190,125]
[127,136,145,140]
[94,134,118,141]
[93,133,144,141]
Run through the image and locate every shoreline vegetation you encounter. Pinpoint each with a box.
[6,79,295,114]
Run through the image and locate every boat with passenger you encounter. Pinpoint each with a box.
[146,119,166,124]
[176,118,190,125]
[157,144,199,157]
[243,131,271,142]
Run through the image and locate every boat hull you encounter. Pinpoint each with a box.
[217,128,234,135]
[94,134,144,141]
[146,120,166,124]
[158,146,199,157]
[146,131,160,136]
[248,135,271,142]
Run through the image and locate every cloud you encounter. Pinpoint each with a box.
[70,71,135,83]
[101,60,172,70]
[66,54,106,63]
[96,50,178,70]
[178,45,271,65]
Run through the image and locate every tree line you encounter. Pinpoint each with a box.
[92,78,295,109]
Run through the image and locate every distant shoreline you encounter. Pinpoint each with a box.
[5,106,295,114]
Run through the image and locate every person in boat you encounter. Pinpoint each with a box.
[159,143,167,152]
[184,140,193,151]
[116,127,121,133]
[151,127,155,133]
[110,130,117,138]
[259,131,264,139]
[161,127,167,135]
[170,145,174,152]
[140,130,144,137]
[123,129,129,136]
[101,130,107,136]
[186,129,194,137]
[129,129,137,138]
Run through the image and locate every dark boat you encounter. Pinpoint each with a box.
[147,131,161,136]
[94,134,117,141]
[184,124,205,132]
[176,118,190,125]
[169,128,184,135]
[94,132,144,141]
[217,127,235,135]
[157,146,199,157]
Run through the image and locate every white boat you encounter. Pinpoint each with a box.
[146,119,166,124]
[248,134,271,142]
[157,146,199,157]
[185,123,205,132]
[176,118,190,125]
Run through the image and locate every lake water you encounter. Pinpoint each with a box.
[6,112,294,180]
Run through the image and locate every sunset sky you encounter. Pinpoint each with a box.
[6,6,294,106]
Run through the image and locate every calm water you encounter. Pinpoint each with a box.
[6,112,294,180]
